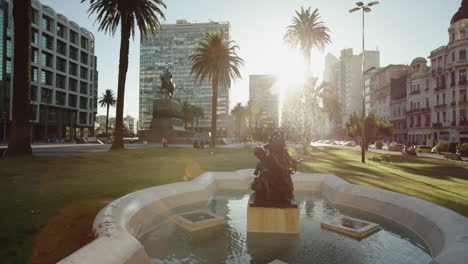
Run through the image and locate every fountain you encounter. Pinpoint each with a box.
[58,154,468,264]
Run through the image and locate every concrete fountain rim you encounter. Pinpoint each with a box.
[58,170,468,264]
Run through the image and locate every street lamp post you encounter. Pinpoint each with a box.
[350,1,379,164]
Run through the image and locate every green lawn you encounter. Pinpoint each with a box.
[1,146,467,264]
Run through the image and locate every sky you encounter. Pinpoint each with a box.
[40,0,461,119]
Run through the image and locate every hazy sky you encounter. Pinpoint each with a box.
[40,0,461,118]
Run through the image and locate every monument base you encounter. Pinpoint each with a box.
[247,204,299,234]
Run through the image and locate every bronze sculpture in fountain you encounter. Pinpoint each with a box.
[250,131,301,208]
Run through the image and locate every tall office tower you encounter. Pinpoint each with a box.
[249,75,279,128]
[0,0,10,141]
[139,20,230,134]
[1,0,98,142]
[338,48,380,127]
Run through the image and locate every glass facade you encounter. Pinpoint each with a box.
[139,20,230,130]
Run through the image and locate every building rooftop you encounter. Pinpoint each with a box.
[451,0,468,24]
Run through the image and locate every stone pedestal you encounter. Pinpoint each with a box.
[321,217,381,239]
[172,210,225,241]
[247,204,299,234]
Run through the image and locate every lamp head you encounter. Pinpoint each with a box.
[368,1,380,6]
[364,7,372,12]
[355,2,364,6]
[349,7,360,13]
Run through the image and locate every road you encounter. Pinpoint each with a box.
[0,142,255,156]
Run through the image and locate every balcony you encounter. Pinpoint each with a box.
[459,100,468,107]
[451,101,457,107]
[409,90,421,95]
[434,85,447,92]
[432,123,443,129]
[452,121,457,126]
[421,107,431,113]
[459,80,467,87]
[450,82,456,87]
[434,104,447,110]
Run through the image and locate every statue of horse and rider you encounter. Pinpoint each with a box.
[159,69,175,99]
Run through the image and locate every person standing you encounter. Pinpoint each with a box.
[161,137,168,148]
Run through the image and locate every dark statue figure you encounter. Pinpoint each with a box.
[159,69,175,99]
[250,131,301,208]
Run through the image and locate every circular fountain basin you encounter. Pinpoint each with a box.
[58,170,468,264]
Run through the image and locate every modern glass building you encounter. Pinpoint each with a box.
[139,20,230,134]
[0,0,98,142]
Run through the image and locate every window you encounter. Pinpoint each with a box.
[41,33,53,50]
[437,112,440,123]
[56,23,66,38]
[460,50,467,61]
[460,69,467,83]
[41,52,53,68]
[56,74,66,89]
[70,30,78,44]
[32,29,38,44]
[452,52,456,62]
[437,94,439,105]
[80,96,87,109]
[426,98,429,107]
[79,112,87,124]
[81,36,88,50]
[461,30,466,39]
[32,9,38,24]
[68,94,77,107]
[443,93,446,104]
[56,57,66,72]
[461,109,467,122]
[80,82,88,94]
[42,15,52,31]
[80,66,88,80]
[443,112,446,122]
[451,71,456,85]
[41,70,53,86]
[56,40,66,56]
[32,48,38,64]
[452,32,456,42]
[69,62,77,76]
[55,91,66,106]
[41,88,52,104]
[453,110,457,123]
[31,86,38,102]
[69,78,78,91]
[69,46,78,60]
[80,52,88,65]
[425,114,430,126]
[32,67,38,83]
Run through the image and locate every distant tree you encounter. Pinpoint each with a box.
[190,31,244,147]
[181,101,194,129]
[318,82,341,125]
[346,113,394,148]
[192,106,204,130]
[6,0,33,156]
[82,0,166,150]
[231,103,246,139]
[99,89,116,135]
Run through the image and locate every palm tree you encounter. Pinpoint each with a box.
[82,0,166,150]
[181,101,194,129]
[99,89,116,135]
[192,106,204,131]
[190,31,244,147]
[284,7,331,74]
[284,7,331,146]
[230,103,245,140]
[6,0,33,156]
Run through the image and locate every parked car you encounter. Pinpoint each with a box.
[404,145,417,155]
[76,137,99,144]
[415,145,432,153]
[345,141,357,147]
[368,144,376,149]
[123,136,141,144]
[389,144,405,152]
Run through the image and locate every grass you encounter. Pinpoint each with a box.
[1,146,467,264]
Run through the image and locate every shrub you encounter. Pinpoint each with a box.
[435,141,450,153]
[375,140,384,150]
[458,143,468,157]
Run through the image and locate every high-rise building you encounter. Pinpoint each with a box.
[123,115,136,134]
[0,0,11,142]
[139,20,230,134]
[249,75,279,128]
[337,48,380,127]
[1,0,98,142]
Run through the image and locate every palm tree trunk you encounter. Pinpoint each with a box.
[111,19,131,150]
[105,104,109,135]
[6,0,32,156]
[210,77,219,147]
